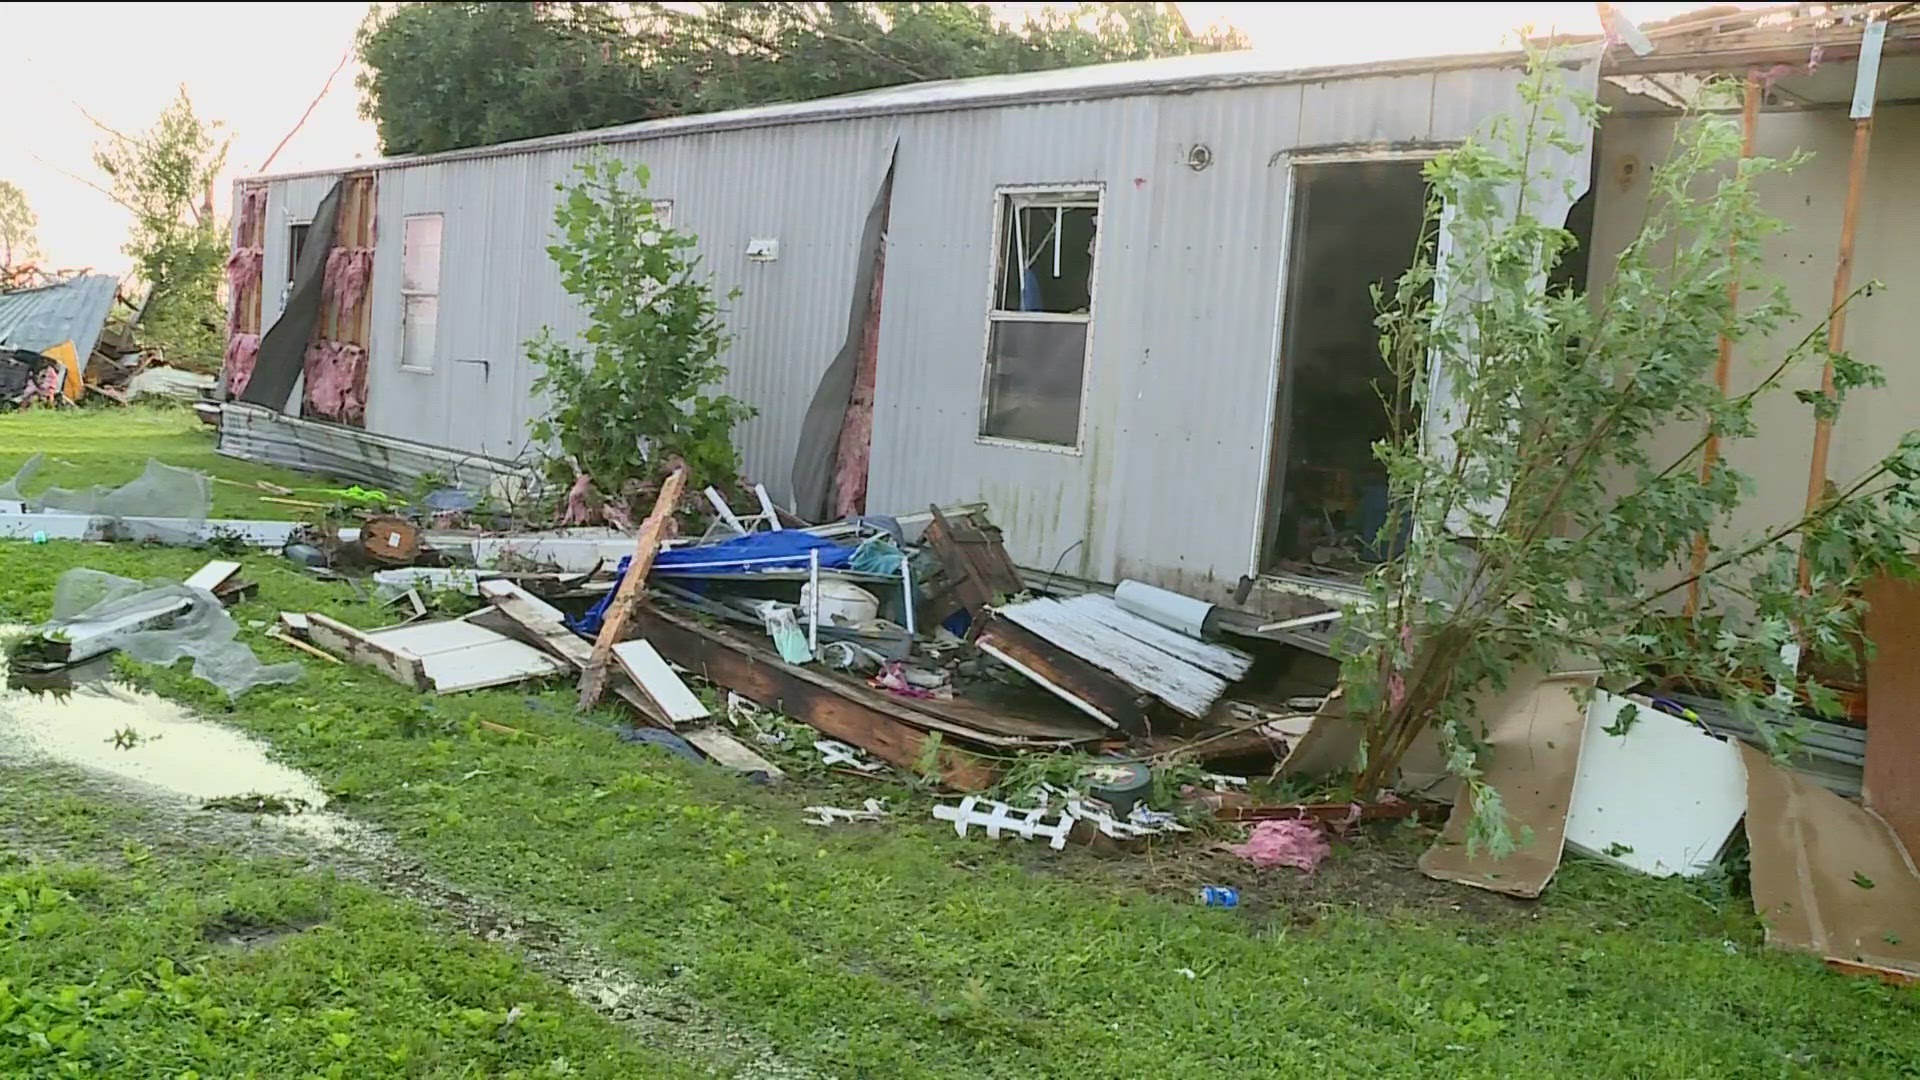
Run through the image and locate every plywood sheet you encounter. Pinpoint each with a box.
[1565,691,1745,877]
[1420,671,1593,898]
[1742,743,1920,976]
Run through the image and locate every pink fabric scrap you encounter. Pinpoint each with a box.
[224,333,261,398]
[870,661,937,700]
[300,340,368,426]
[1228,819,1331,873]
[322,247,374,319]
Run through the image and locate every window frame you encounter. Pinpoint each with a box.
[975,183,1104,455]
[398,212,444,375]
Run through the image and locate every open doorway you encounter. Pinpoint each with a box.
[1260,158,1430,575]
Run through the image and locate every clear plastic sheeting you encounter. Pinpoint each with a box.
[40,569,300,699]
[30,456,212,520]
[0,454,213,544]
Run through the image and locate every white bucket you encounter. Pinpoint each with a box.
[801,577,881,628]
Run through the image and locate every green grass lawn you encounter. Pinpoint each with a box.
[1,408,1917,1076]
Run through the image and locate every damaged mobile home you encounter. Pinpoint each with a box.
[223,4,1918,621]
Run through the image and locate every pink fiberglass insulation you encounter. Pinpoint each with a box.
[224,247,262,334]
[301,340,368,426]
[236,187,266,242]
[323,247,373,319]
[224,334,261,398]
[1228,819,1331,873]
[560,472,596,525]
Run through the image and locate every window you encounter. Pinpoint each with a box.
[400,214,442,372]
[980,187,1100,448]
[286,222,310,284]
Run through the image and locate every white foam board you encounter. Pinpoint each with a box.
[1565,691,1747,877]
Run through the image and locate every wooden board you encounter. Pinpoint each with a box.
[306,612,429,692]
[975,615,1145,732]
[580,466,687,709]
[1865,575,1920,855]
[682,725,786,779]
[612,639,711,724]
[634,605,998,791]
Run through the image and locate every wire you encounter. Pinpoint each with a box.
[1040,538,1084,597]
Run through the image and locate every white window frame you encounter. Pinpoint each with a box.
[399,212,444,375]
[976,183,1104,455]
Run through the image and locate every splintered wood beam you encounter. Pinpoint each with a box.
[634,605,999,791]
[579,466,687,711]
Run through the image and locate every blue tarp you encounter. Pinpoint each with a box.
[571,531,854,635]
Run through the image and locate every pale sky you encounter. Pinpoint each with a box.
[2,1,1741,275]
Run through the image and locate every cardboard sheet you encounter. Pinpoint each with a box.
[1419,671,1593,898]
[1741,743,1920,976]
[1564,691,1745,877]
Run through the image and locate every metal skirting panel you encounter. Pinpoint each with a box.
[217,403,533,494]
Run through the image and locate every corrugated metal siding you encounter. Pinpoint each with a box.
[0,274,119,361]
[255,62,1543,603]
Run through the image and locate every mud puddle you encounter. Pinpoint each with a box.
[0,661,357,843]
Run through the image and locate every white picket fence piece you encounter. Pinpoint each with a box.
[803,799,889,826]
[933,797,1075,849]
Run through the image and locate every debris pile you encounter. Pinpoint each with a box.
[5,451,1916,986]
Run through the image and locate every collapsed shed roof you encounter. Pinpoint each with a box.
[0,274,120,363]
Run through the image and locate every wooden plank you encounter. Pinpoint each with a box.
[974,616,1146,733]
[681,725,786,779]
[580,466,688,710]
[306,612,429,691]
[634,605,998,791]
[612,639,711,724]
[184,560,243,593]
[1865,575,1920,856]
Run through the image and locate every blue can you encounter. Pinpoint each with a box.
[1199,885,1239,908]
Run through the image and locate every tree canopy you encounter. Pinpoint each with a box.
[356,2,1247,156]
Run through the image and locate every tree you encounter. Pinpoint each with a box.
[527,158,753,517]
[1341,51,1920,852]
[357,2,1247,155]
[92,88,230,370]
[0,180,40,270]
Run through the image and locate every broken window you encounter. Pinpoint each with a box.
[400,213,442,372]
[286,222,310,285]
[980,188,1100,448]
[1261,159,1430,573]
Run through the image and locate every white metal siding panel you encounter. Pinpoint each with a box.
[262,176,342,329]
